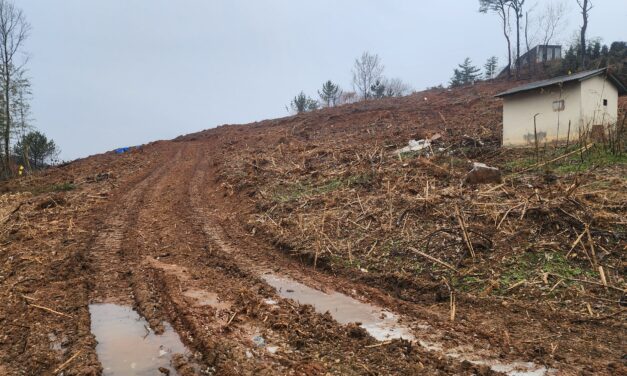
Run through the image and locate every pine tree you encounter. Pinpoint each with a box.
[450,58,481,87]
[318,80,341,107]
[290,91,318,113]
[450,69,464,87]
[484,56,499,79]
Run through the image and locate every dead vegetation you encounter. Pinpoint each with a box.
[214,83,626,320]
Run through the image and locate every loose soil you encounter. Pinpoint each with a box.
[0,81,625,375]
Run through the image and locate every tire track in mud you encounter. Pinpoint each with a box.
[117,143,290,374]
[89,146,182,306]
[130,143,364,374]
[110,143,451,375]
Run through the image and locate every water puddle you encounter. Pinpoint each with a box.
[262,274,556,375]
[262,273,414,341]
[89,303,190,375]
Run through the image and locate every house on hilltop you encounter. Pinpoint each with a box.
[518,44,562,67]
[496,68,627,146]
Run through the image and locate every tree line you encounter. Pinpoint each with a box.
[289,51,412,114]
[478,0,611,77]
[449,1,625,87]
[0,0,58,178]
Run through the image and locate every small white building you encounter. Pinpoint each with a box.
[496,68,626,146]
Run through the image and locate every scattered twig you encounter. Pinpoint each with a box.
[571,309,625,323]
[28,303,73,318]
[225,312,237,327]
[408,247,458,272]
[547,273,624,293]
[364,340,392,348]
[507,279,527,291]
[53,350,82,374]
[454,205,475,259]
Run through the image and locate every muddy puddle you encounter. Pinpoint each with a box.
[263,274,556,375]
[89,303,189,375]
[262,273,414,341]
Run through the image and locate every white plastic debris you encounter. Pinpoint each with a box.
[395,133,441,155]
[396,139,431,154]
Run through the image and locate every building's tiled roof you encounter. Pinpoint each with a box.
[495,68,627,97]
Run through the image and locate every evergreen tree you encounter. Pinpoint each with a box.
[561,45,579,74]
[318,80,341,107]
[484,56,499,79]
[290,91,318,113]
[450,69,464,87]
[450,58,481,87]
[13,130,58,169]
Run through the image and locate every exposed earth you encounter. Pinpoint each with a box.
[0,81,625,375]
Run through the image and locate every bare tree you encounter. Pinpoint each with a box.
[352,51,384,100]
[521,1,566,68]
[536,1,566,47]
[384,78,412,97]
[479,0,513,77]
[509,0,526,77]
[0,0,30,173]
[577,0,592,69]
[524,10,530,65]
[338,91,357,105]
[10,69,31,169]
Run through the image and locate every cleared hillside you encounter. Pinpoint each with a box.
[1,80,625,375]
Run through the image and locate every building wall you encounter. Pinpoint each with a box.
[502,82,581,146]
[579,75,619,130]
[533,46,562,63]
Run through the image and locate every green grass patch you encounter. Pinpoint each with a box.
[503,156,536,170]
[503,145,626,175]
[552,151,627,174]
[272,173,373,203]
[29,182,76,195]
[453,275,485,292]
[498,251,590,294]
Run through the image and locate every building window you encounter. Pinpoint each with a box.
[552,99,565,112]
[603,99,608,106]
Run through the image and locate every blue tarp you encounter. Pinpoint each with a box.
[114,145,142,154]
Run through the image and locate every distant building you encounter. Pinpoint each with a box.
[518,45,562,67]
[495,68,626,146]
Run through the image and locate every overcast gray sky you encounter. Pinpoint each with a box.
[19,0,627,160]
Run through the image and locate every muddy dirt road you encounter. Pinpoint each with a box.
[1,84,625,375]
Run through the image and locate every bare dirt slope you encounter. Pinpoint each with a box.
[0,81,625,375]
